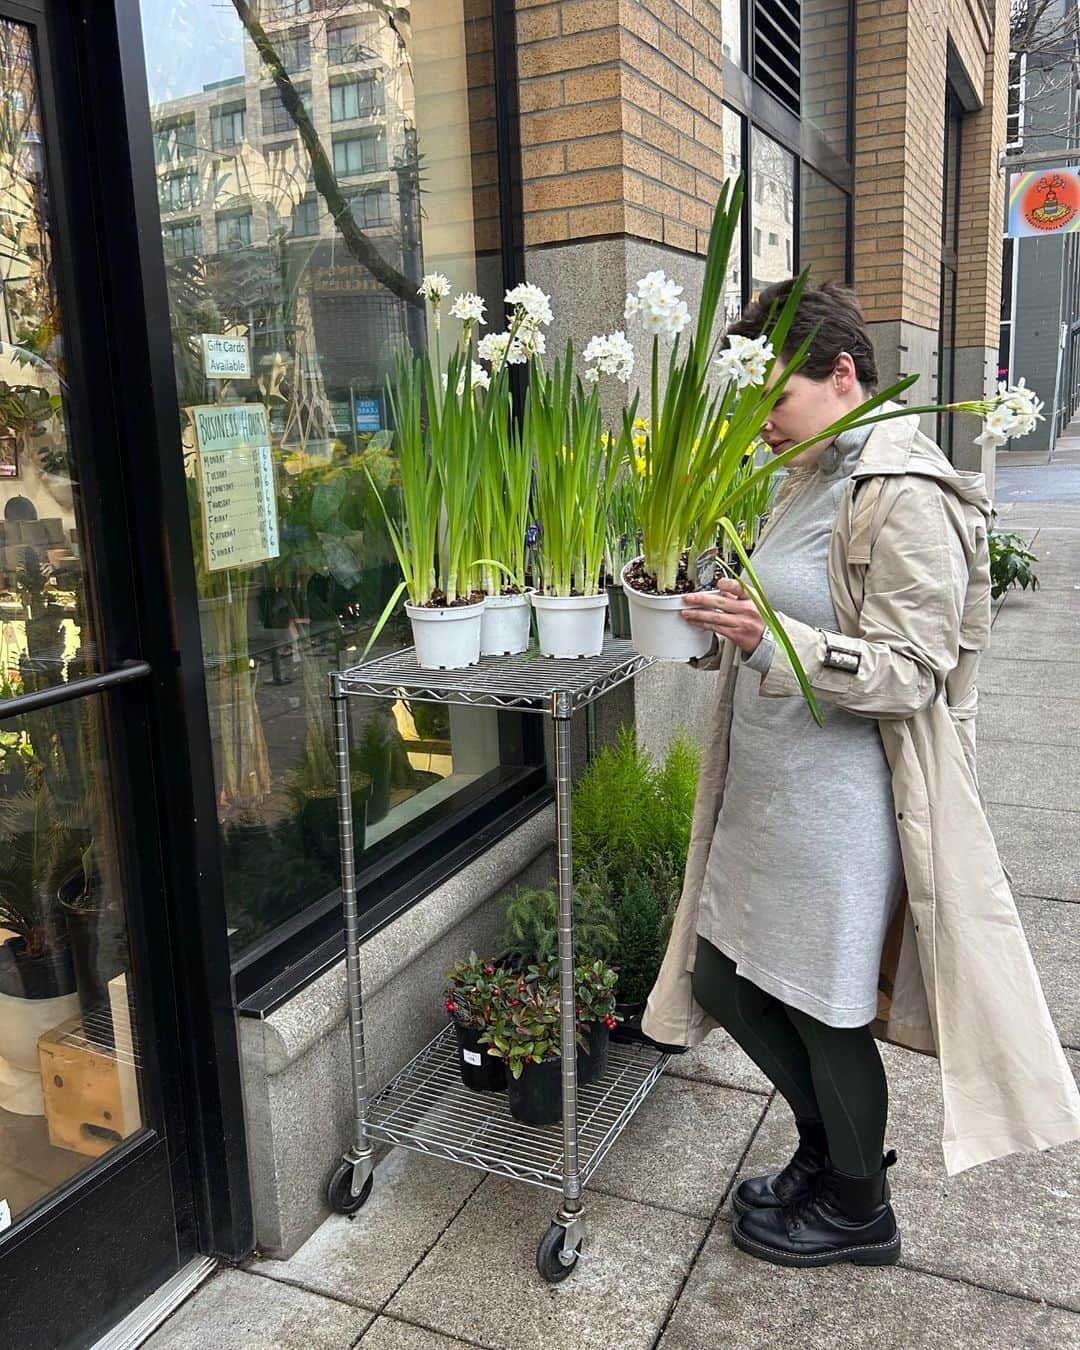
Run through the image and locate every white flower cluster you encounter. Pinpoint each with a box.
[442,362,491,396]
[974,379,1045,449]
[582,330,635,384]
[624,270,691,337]
[714,333,774,389]
[505,282,554,329]
[449,291,487,326]
[417,273,451,305]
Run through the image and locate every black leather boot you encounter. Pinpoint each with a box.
[732,1150,900,1267]
[731,1118,829,1216]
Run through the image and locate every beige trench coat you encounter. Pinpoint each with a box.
[641,410,1080,1174]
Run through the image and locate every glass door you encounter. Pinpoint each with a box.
[0,5,201,1345]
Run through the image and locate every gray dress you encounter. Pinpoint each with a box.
[695,427,904,1028]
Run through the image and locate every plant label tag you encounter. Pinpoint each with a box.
[0,1199,10,1233]
[462,1049,482,1067]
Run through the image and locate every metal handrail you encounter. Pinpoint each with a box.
[0,659,152,721]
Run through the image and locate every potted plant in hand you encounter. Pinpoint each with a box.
[618,176,917,688]
[443,952,510,1093]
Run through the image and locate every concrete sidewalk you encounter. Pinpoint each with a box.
[145,465,1080,1350]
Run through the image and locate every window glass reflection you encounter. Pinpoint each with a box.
[140,0,522,951]
[802,0,850,153]
[750,128,795,296]
[722,105,743,324]
[801,165,848,284]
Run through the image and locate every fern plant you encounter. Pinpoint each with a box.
[494,876,617,969]
[989,524,1039,600]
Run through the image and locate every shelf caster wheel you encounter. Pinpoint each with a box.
[326,1162,373,1217]
[536,1222,581,1282]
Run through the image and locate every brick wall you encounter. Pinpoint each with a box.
[954,0,1010,350]
[516,0,726,253]
[853,0,1005,346]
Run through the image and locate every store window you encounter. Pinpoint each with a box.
[801,165,849,284]
[139,0,535,956]
[331,75,384,122]
[721,0,743,65]
[938,90,963,458]
[802,0,850,154]
[722,105,744,322]
[750,128,795,295]
[0,16,147,1227]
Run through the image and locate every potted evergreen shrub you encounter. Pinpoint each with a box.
[442,952,510,1093]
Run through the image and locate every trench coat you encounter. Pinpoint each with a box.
[641,409,1080,1174]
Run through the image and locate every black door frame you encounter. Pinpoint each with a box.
[0,1,253,1341]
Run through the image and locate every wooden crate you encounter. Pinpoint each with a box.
[38,1016,137,1157]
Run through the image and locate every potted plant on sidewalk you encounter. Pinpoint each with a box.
[481,972,565,1124]
[573,958,621,1085]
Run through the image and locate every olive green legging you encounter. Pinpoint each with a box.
[692,935,887,1177]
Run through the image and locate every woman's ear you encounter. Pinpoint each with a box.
[833,351,858,395]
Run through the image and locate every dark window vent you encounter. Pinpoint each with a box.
[753,0,801,116]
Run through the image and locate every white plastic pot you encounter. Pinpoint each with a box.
[0,988,80,1115]
[405,598,486,670]
[530,591,608,659]
[480,590,533,657]
[621,558,712,662]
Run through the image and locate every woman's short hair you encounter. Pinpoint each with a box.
[726,278,879,391]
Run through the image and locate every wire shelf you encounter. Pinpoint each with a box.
[365,1024,669,1192]
[334,639,653,714]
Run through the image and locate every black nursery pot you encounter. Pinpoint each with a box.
[577,1020,610,1086]
[0,935,76,1001]
[609,1000,647,1044]
[453,1021,506,1093]
[606,583,632,639]
[505,1054,563,1126]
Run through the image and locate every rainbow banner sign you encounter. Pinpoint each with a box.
[1008,167,1080,237]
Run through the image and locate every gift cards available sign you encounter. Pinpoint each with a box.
[189,403,279,572]
[201,334,251,378]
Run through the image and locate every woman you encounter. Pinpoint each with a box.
[641,279,1080,1270]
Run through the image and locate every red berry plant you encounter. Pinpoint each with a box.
[442,951,513,1032]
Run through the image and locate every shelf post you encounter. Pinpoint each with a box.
[552,690,582,1213]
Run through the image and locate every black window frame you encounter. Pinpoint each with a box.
[210,99,246,150]
[721,0,855,315]
[330,72,385,122]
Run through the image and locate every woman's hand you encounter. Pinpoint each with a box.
[681,578,766,654]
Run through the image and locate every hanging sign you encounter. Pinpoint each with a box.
[1007,168,1080,237]
[201,333,251,379]
[190,403,279,572]
[354,396,382,433]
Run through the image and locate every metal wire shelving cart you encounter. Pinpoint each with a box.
[325,638,672,1281]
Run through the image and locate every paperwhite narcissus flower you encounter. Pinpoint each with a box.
[626,269,692,337]
[418,273,451,305]
[477,327,546,368]
[441,362,492,396]
[504,283,554,328]
[583,330,635,384]
[449,291,487,326]
[714,333,774,389]
[970,378,1045,448]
